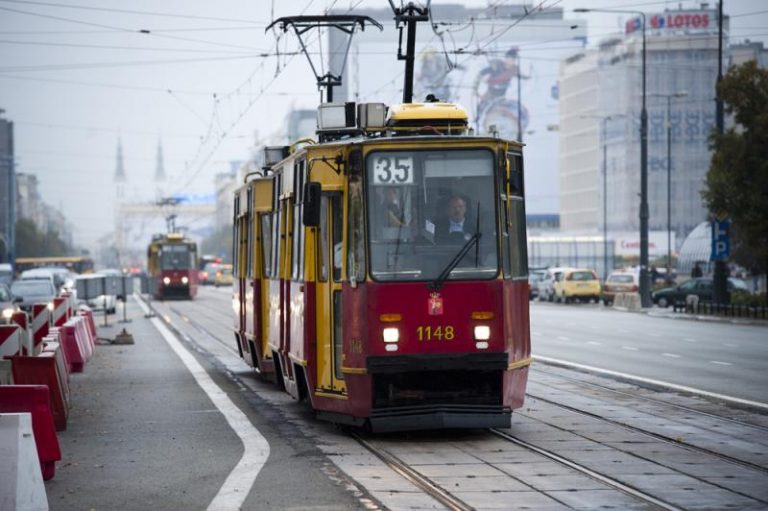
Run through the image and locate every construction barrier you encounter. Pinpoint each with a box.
[10,352,69,431]
[79,308,98,343]
[0,413,49,510]
[74,318,94,360]
[11,311,31,356]
[51,298,67,328]
[41,342,71,412]
[31,304,50,356]
[0,324,22,358]
[0,385,62,480]
[0,359,12,384]
[60,322,86,373]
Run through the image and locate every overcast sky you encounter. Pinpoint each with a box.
[1,0,766,250]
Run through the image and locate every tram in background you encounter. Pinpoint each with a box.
[147,233,198,300]
[15,256,95,275]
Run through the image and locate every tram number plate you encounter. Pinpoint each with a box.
[416,325,455,341]
[373,155,414,184]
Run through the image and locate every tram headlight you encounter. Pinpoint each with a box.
[181,276,189,285]
[163,277,171,285]
[473,325,491,341]
[382,327,400,343]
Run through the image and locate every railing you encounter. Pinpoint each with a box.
[676,299,768,320]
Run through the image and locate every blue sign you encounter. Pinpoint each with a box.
[172,193,216,205]
[710,218,730,261]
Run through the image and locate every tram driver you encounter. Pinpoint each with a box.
[435,195,472,243]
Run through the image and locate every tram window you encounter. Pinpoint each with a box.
[271,210,281,278]
[508,198,528,277]
[333,290,344,382]
[292,202,303,281]
[507,152,524,197]
[261,214,272,278]
[348,178,366,283]
[331,196,343,282]
[317,197,328,282]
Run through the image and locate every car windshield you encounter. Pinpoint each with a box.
[11,280,55,295]
[608,274,634,283]
[568,271,596,281]
[366,148,498,282]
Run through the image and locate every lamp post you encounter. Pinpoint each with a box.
[651,91,688,281]
[575,7,650,307]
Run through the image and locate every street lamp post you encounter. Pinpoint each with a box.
[651,91,688,281]
[575,7,650,307]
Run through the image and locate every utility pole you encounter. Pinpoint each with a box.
[712,0,729,304]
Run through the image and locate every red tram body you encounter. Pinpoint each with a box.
[233,101,530,431]
[147,233,199,300]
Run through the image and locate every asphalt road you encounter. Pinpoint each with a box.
[530,301,768,405]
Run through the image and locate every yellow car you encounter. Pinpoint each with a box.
[554,268,601,304]
[214,264,233,287]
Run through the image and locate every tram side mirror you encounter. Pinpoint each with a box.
[303,181,322,227]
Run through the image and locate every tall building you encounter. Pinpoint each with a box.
[559,7,727,246]
[0,110,15,264]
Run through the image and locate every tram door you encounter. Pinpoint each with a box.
[315,193,346,395]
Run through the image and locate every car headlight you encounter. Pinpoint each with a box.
[382,327,399,343]
[181,276,189,284]
[163,277,171,285]
[2,308,14,320]
[474,325,491,341]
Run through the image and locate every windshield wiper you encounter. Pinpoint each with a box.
[429,232,482,291]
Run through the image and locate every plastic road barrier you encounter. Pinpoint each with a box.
[10,353,70,431]
[0,324,22,359]
[31,304,51,356]
[0,412,49,511]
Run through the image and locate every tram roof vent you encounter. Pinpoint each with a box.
[386,102,469,134]
[357,103,387,130]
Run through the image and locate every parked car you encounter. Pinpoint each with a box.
[528,269,547,300]
[10,279,57,312]
[601,271,639,305]
[0,263,12,286]
[536,267,572,302]
[214,264,234,287]
[652,277,749,308]
[200,262,221,286]
[554,268,601,303]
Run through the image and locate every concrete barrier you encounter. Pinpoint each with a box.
[613,292,641,311]
[0,413,49,511]
[0,385,61,481]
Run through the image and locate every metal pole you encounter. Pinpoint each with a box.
[517,64,523,142]
[603,118,608,280]
[666,95,672,280]
[713,0,728,304]
[639,12,650,308]
[403,17,417,103]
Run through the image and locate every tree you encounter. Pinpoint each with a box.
[703,60,768,274]
[15,218,73,257]
[201,226,233,264]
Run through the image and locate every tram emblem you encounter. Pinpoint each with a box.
[428,292,444,316]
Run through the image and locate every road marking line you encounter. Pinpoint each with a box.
[662,353,680,358]
[723,343,738,348]
[533,355,768,411]
[557,336,570,341]
[622,346,638,351]
[134,296,269,510]
[710,361,732,366]
[683,338,697,343]
[587,341,601,346]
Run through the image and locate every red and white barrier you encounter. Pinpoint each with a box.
[0,324,22,359]
[10,311,31,356]
[79,308,98,343]
[51,298,67,328]
[31,304,50,356]
[10,351,70,431]
[0,385,62,480]
[0,413,49,508]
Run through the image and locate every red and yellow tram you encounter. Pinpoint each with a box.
[147,233,198,300]
[232,100,530,432]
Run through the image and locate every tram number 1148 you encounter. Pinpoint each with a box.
[416,325,455,341]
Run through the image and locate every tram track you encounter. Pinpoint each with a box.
[525,390,768,475]
[489,429,682,511]
[532,366,768,433]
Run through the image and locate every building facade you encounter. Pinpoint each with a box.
[559,7,727,247]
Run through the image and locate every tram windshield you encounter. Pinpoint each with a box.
[366,148,498,282]
[159,244,194,270]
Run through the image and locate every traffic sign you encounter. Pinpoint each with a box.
[710,218,730,261]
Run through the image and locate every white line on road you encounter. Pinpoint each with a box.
[134,296,270,511]
[683,338,697,343]
[587,341,601,346]
[622,346,638,351]
[710,361,733,366]
[557,336,570,341]
[662,353,680,358]
[724,343,739,348]
[533,355,768,411]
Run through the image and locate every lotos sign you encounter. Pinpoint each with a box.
[626,11,713,35]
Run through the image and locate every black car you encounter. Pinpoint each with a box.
[652,277,749,308]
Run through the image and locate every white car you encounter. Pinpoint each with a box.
[536,267,572,302]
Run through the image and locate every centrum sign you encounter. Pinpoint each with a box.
[626,11,714,34]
